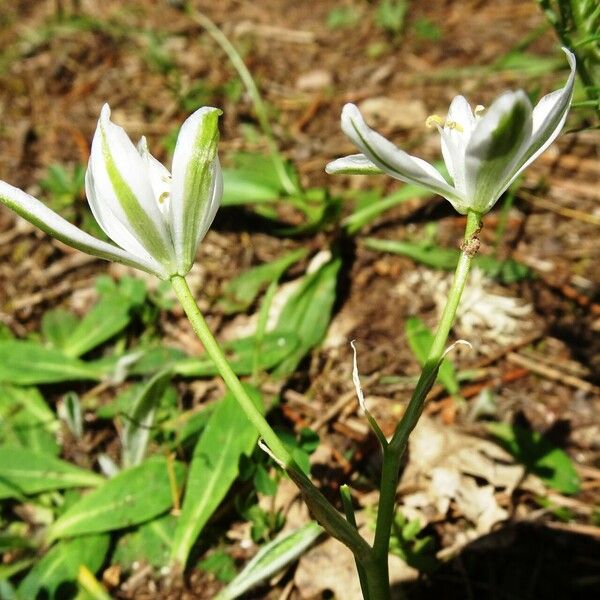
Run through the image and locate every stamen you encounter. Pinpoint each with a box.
[445,120,464,132]
[474,105,485,117]
[426,114,445,128]
[158,192,169,204]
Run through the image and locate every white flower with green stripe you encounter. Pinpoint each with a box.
[327,48,576,216]
[0,104,222,279]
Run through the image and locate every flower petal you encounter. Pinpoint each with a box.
[439,95,475,195]
[0,180,168,278]
[170,106,222,275]
[138,136,172,219]
[84,166,158,263]
[505,47,576,184]
[89,104,175,268]
[464,90,533,213]
[339,103,464,209]
[325,154,384,175]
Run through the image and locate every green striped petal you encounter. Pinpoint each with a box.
[170,106,222,275]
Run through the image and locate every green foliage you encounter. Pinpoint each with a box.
[389,513,439,574]
[120,370,172,468]
[216,522,322,600]
[0,385,59,455]
[199,551,237,584]
[488,422,581,494]
[272,256,342,377]
[113,514,177,570]
[0,446,103,499]
[365,237,532,284]
[375,0,408,35]
[413,18,442,41]
[47,456,185,541]
[326,6,362,29]
[218,248,308,314]
[405,317,460,396]
[171,386,263,567]
[18,534,109,600]
[537,0,600,115]
[39,163,85,213]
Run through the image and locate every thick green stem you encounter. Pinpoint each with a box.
[170,274,373,563]
[371,210,482,570]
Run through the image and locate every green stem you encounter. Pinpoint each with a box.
[371,210,482,569]
[170,274,373,563]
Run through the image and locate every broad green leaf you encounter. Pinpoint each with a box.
[0,446,103,498]
[364,238,531,284]
[129,332,299,377]
[343,184,434,235]
[0,341,102,385]
[405,317,460,395]
[61,295,132,358]
[216,522,323,600]
[47,456,185,541]
[113,514,177,570]
[221,152,298,206]
[18,534,109,600]
[0,385,59,455]
[272,257,341,377]
[171,386,263,567]
[41,308,80,350]
[218,248,308,314]
[121,370,172,468]
[488,422,581,494]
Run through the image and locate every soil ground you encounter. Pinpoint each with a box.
[1,1,599,598]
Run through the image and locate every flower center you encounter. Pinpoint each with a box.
[425,114,464,132]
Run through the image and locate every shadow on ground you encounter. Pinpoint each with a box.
[398,522,600,599]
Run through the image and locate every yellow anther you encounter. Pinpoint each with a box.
[158,192,169,204]
[474,105,485,117]
[445,120,464,132]
[426,114,445,129]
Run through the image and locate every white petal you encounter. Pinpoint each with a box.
[325,154,384,175]
[170,106,221,275]
[90,104,174,267]
[85,164,157,262]
[439,95,476,195]
[194,158,222,251]
[340,103,464,210]
[138,136,172,218]
[0,180,168,278]
[505,47,576,184]
[464,90,533,213]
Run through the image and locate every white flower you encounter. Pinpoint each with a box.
[0,104,222,279]
[326,48,576,215]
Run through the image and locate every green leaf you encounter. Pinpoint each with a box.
[0,385,60,455]
[253,464,278,497]
[0,341,102,385]
[0,446,103,498]
[131,332,299,378]
[121,370,172,468]
[221,152,297,206]
[171,386,263,567]
[113,514,177,570]
[218,248,308,314]
[199,551,237,583]
[272,257,341,377]
[216,522,322,600]
[41,308,80,350]
[61,295,132,358]
[343,184,434,235]
[364,237,531,284]
[488,422,581,494]
[18,534,109,600]
[405,317,459,395]
[47,456,185,541]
